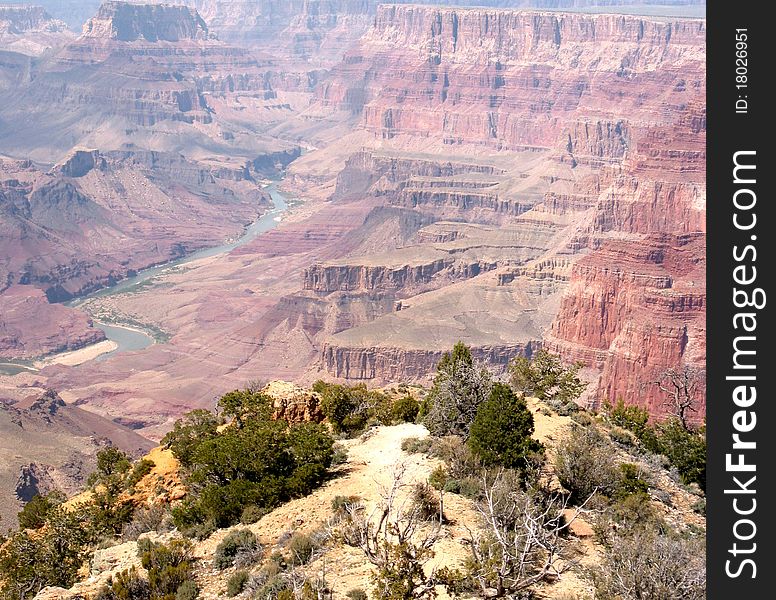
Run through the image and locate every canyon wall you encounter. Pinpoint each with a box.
[311,5,705,418]
[0,149,271,301]
[318,5,704,153]
[81,1,208,41]
[0,4,73,55]
[0,2,308,161]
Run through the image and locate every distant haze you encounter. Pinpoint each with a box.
[27,0,705,31]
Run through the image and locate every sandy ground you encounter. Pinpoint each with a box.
[33,340,119,368]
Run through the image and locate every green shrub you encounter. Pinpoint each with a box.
[609,426,636,446]
[251,574,291,600]
[468,383,544,469]
[428,465,448,490]
[331,444,348,465]
[126,459,156,490]
[218,390,273,427]
[17,491,65,530]
[346,589,368,600]
[138,538,193,600]
[391,396,420,423]
[411,482,442,522]
[509,349,587,405]
[240,505,266,525]
[96,447,132,480]
[614,464,649,500]
[430,436,482,481]
[214,529,260,570]
[88,485,135,535]
[161,410,220,468]
[0,505,96,598]
[171,402,335,529]
[179,518,217,541]
[313,381,369,435]
[122,505,169,541]
[367,391,395,426]
[599,492,662,537]
[554,425,617,504]
[604,399,649,439]
[331,495,361,515]
[553,399,580,416]
[178,480,274,529]
[455,477,482,499]
[96,566,150,600]
[227,571,250,597]
[174,580,199,600]
[647,420,706,491]
[571,412,594,427]
[423,342,493,440]
[287,531,325,566]
[400,436,432,455]
[692,497,706,516]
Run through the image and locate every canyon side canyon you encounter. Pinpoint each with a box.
[0,0,705,523]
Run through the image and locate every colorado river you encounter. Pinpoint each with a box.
[0,184,290,375]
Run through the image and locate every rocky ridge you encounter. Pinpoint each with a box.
[0,389,154,529]
[0,4,73,55]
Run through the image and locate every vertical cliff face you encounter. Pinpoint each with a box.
[281,0,377,65]
[309,5,705,418]
[547,234,705,417]
[318,5,705,154]
[546,99,705,417]
[82,1,208,41]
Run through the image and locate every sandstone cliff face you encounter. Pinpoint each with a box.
[334,150,504,199]
[311,5,705,417]
[303,258,495,294]
[545,100,706,415]
[82,1,208,41]
[318,5,705,154]
[547,233,705,418]
[0,5,67,33]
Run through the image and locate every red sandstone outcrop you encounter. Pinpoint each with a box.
[317,5,705,154]
[264,379,325,424]
[547,233,705,418]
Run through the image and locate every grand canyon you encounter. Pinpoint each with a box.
[0,0,704,549]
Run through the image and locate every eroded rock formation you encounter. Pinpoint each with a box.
[0,4,73,55]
